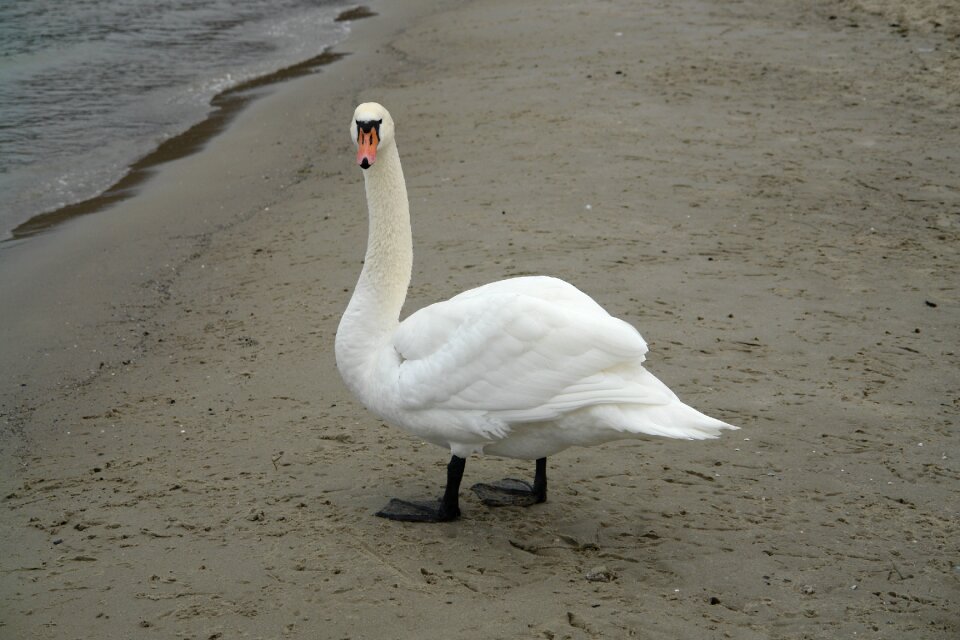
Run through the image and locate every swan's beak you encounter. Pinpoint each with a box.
[357,128,379,169]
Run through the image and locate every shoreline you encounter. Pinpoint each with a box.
[5,6,378,243]
[2,0,958,638]
[7,49,344,242]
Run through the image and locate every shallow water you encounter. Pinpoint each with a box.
[0,0,352,241]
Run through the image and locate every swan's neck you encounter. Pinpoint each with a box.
[336,142,412,386]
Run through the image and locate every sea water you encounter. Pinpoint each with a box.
[0,0,353,241]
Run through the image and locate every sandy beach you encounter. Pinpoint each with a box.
[2,0,958,638]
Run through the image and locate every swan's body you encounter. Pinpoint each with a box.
[336,103,736,521]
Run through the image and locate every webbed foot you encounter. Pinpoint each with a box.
[376,498,460,522]
[375,455,466,523]
[471,478,546,507]
[471,458,548,508]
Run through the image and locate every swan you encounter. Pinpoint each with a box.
[335,102,737,522]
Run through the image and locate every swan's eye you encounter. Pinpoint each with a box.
[356,119,382,135]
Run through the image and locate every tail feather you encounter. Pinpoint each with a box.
[598,366,738,440]
[593,393,737,441]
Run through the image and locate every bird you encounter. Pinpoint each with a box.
[335,102,737,522]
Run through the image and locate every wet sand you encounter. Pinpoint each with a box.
[1,0,958,638]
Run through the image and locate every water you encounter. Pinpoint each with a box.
[0,0,353,241]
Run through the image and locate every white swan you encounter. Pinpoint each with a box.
[336,103,737,522]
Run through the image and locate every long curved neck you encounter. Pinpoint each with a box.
[336,142,412,384]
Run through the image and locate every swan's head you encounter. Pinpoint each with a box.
[350,102,395,170]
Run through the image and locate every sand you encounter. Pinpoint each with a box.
[1,0,958,638]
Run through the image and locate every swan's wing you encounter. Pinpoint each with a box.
[394,280,671,423]
[395,276,606,357]
[446,276,608,312]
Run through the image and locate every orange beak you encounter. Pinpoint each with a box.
[357,128,379,169]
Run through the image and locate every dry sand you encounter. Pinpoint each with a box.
[1,0,958,638]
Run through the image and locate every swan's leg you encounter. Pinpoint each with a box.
[471,457,547,507]
[375,455,465,522]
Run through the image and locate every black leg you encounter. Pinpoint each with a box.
[533,457,547,500]
[376,455,465,522]
[471,457,548,507]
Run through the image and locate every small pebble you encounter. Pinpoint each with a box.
[585,565,616,582]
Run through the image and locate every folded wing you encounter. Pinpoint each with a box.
[394,277,673,423]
